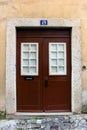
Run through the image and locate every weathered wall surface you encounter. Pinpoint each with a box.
[0,0,87,110]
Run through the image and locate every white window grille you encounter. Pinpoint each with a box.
[49,42,67,75]
[21,42,39,75]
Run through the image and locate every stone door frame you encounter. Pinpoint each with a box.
[6,18,81,115]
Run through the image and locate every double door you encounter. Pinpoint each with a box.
[16,29,71,112]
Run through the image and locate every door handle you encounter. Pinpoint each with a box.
[45,77,48,87]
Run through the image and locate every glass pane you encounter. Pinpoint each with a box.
[23,44,29,51]
[29,52,36,59]
[58,59,64,66]
[31,44,37,50]
[51,52,57,58]
[23,52,29,59]
[21,42,38,75]
[58,44,64,51]
[49,42,66,75]
[51,67,57,73]
[58,52,64,58]
[51,44,57,50]
[58,66,64,73]
[51,59,57,66]
[23,59,29,66]
[29,59,36,66]
[23,67,29,73]
[29,67,36,73]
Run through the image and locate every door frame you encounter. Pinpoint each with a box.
[6,18,82,115]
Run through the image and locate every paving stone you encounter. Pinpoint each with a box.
[0,115,87,130]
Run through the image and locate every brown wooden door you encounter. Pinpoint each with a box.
[16,29,71,112]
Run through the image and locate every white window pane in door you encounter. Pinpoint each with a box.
[58,66,64,73]
[23,67,29,73]
[51,52,57,58]
[21,42,38,75]
[29,59,36,66]
[58,59,64,66]
[58,44,64,51]
[31,44,37,50]
[29,52,36,59]
[51,66,57,73]
[23,44,29,51]
[23,52,29,59]
[51,44,57,50]
[58,52,64,58]
[51,59,57,66]
[23,59,29,66]
[29,67,37,73]
[49,42,66,75]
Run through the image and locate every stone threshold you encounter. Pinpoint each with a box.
[7,112,72,119]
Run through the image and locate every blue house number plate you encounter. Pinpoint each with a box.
[40,20,48,25]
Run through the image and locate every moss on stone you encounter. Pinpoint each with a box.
[82,105,87,114]
[0,111,6,119]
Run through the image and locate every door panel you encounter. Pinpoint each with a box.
[43,38,71,111]
[16,29,71,112]
[17,38,43,112]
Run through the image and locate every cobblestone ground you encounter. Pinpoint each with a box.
[0,115,87,130]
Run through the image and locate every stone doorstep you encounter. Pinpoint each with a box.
[6,112,72,119]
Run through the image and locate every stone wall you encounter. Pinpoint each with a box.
[0,0,87,110]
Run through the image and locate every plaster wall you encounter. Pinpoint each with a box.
[0,0,87,111]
